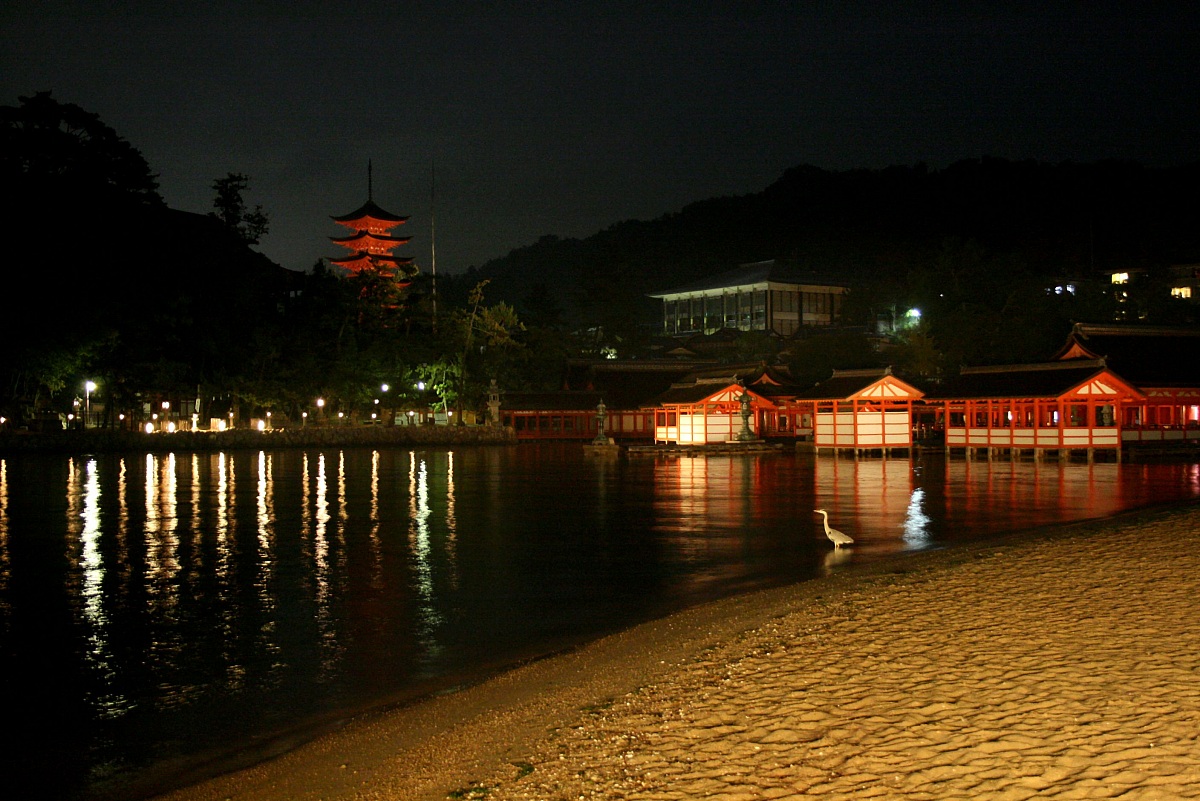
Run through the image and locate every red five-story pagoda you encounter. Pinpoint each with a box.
[329,165,416,287]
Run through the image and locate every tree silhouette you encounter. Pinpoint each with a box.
[210,172,270,245]
[1,91,163,206]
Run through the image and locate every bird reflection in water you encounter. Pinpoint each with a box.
[822,547,853,574]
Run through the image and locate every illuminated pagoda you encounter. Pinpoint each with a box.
[329,163,416,284]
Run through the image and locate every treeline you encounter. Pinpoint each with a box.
[459,158,1200,365]
[3,91,1198,428]
[0,93,533,426]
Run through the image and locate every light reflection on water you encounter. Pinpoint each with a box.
[0,446,1196,801]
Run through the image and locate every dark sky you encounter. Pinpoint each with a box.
[4,3,1197,274]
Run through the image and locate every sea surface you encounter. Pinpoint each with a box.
[0,444,1196,800]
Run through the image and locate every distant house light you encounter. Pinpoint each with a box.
[1172,286,1193,299]
[1111,272,1130,284]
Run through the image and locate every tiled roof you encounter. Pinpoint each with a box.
[331,199,409,224]
[1055,324,1200,388]
[929,360,1121,400]
[654,383,745,405]
[647,259,850,297]
[791,367,889,400]
[500,391,603,412]
[563,359,718,409]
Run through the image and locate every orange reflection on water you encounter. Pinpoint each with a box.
[0,460,7,609]
[650,456,772,597]
[311,452,345,677]
[144,454,181,610]
[408,452,443,668]
[811,457,917,548]
[941,460,1123,533]
[652,456,763,536]
[255,451,277,620]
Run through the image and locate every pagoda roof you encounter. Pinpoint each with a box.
[330,230,411,247]
[329,253,415,273]
[331,199,409,225]
[928,359,1144,401]
[1052,323,1200,388]
[647,259,850,298]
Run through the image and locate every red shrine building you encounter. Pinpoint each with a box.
[651,365,782,445]
[329,190,415,283]
[786,367,926,454]
[926,359,1145,460]
[1053,323,1200,445]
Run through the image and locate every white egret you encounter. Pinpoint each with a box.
[814,509,854,548]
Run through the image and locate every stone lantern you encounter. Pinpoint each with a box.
[487,379,501,426]
[736,386,757,441]
[593,398,609,444]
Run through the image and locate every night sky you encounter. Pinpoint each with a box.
[3,3,1197,275]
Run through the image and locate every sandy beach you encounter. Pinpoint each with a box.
[156,502,1200,801]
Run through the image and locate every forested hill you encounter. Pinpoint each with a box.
[450,158,1200,331]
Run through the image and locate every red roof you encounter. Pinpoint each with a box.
[928,360,1144,401]
[1053,323,1200,389]
[331,199,409,225]
[329,253,414,273]
[330,230,411,249]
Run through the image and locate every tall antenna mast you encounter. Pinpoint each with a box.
[430,158,438,331]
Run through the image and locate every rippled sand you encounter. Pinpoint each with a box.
[158,503,1200,801]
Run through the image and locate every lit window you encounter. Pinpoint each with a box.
[1171,286,1192,299]
[1111,272,1129,284]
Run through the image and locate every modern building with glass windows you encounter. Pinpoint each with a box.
[647,260,850,337]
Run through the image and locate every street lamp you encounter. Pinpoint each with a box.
[84,380,96,428]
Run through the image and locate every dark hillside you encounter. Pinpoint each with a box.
[462,159,1200,331]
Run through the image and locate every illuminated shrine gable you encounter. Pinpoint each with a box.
[857,377,924,400]
[1067,373,1141,399]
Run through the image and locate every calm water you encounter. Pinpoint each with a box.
[0,445,1197,800]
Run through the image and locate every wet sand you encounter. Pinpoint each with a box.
[157,503,1200,801]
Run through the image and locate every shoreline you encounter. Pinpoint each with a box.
[0,425,515,455]
[151,501,1200,801]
